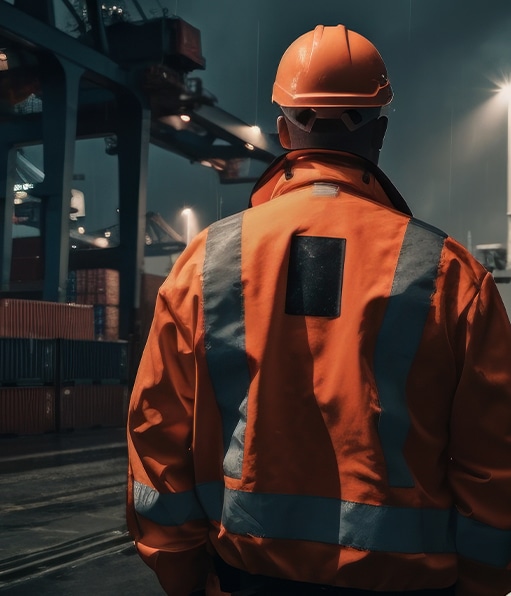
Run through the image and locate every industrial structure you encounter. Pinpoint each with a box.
[0,0,281,434]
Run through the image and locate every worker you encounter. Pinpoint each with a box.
[127,24,511,596]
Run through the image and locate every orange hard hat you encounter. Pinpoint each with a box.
[272,25,393,109]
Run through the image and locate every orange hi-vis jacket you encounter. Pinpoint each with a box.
[127,150,511,596]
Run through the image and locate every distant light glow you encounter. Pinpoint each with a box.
[14,191,27,202]
[93,237,109,248]
[251,125,261,134]
[200,160,212,168]
[77,226,85,234]
[245,142,255,151]
[180,114,191,123]
[0,51,8,72]
[181,207,198,245]
[14,183,33,191]
[104,230,111,238]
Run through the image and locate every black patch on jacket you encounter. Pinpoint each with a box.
[285,236,346,317]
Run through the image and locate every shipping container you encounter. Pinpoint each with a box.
[0,299,94,340]
[59,339,128,384]
[0,338,55,385]
[59,385,128,430]
[0,387,55,435]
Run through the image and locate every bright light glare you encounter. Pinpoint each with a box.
[498,82,511,102]
[180,114,191,123]
[251,125,261,134]
[77,226,85,234]
[180,207,198,245]
[245,142,255,151]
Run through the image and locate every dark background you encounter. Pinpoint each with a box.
[19,0,511,305]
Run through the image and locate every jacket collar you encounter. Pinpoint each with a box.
[249,149,412,216]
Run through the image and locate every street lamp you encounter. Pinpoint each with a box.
[498,82,511,269]
[181,207,192,245]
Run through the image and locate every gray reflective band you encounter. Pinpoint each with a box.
[135,482,511,567]
[203,213,250,479]
[456,513,511,568]
[374,219,446,487]
[222,488,455,553]
[133,480,207,526]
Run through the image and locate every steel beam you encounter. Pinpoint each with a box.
[36,57,83,302]
[0,117,43,292]
[0,2,128,88]
[0,143,16,290]
[116,92,150,340]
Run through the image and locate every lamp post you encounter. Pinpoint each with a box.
[499,83,511,270]
[507,90,511,270]
[182,207,191,245]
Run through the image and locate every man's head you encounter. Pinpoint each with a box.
[273,25,392,164]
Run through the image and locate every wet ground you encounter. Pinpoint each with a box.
[0,427,164,595]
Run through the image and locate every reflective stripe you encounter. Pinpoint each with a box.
[222,488,456,553]
[456,512,511,568]
[203,213,250,479]
[374,219,446,488]
[135,480,456,555]
[137,481,485,561]
[133,480,207,526]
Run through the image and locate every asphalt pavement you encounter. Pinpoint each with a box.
[0,427,164,595]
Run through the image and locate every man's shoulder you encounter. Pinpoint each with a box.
[439,231,489,287]
[403,217,488,287]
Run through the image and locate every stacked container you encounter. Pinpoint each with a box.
[0,292,130,435]
[58,339,129,430]
[68,268,120,341]
[0,298,94,340]
[0,337,56,435]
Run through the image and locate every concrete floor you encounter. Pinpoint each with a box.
[0,427,163,595]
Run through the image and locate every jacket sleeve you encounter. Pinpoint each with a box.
[449,272,511,595]
[126,258,221,596]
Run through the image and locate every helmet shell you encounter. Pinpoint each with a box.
[272,25,393,108]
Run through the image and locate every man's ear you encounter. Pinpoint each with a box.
[277,115,292,149]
